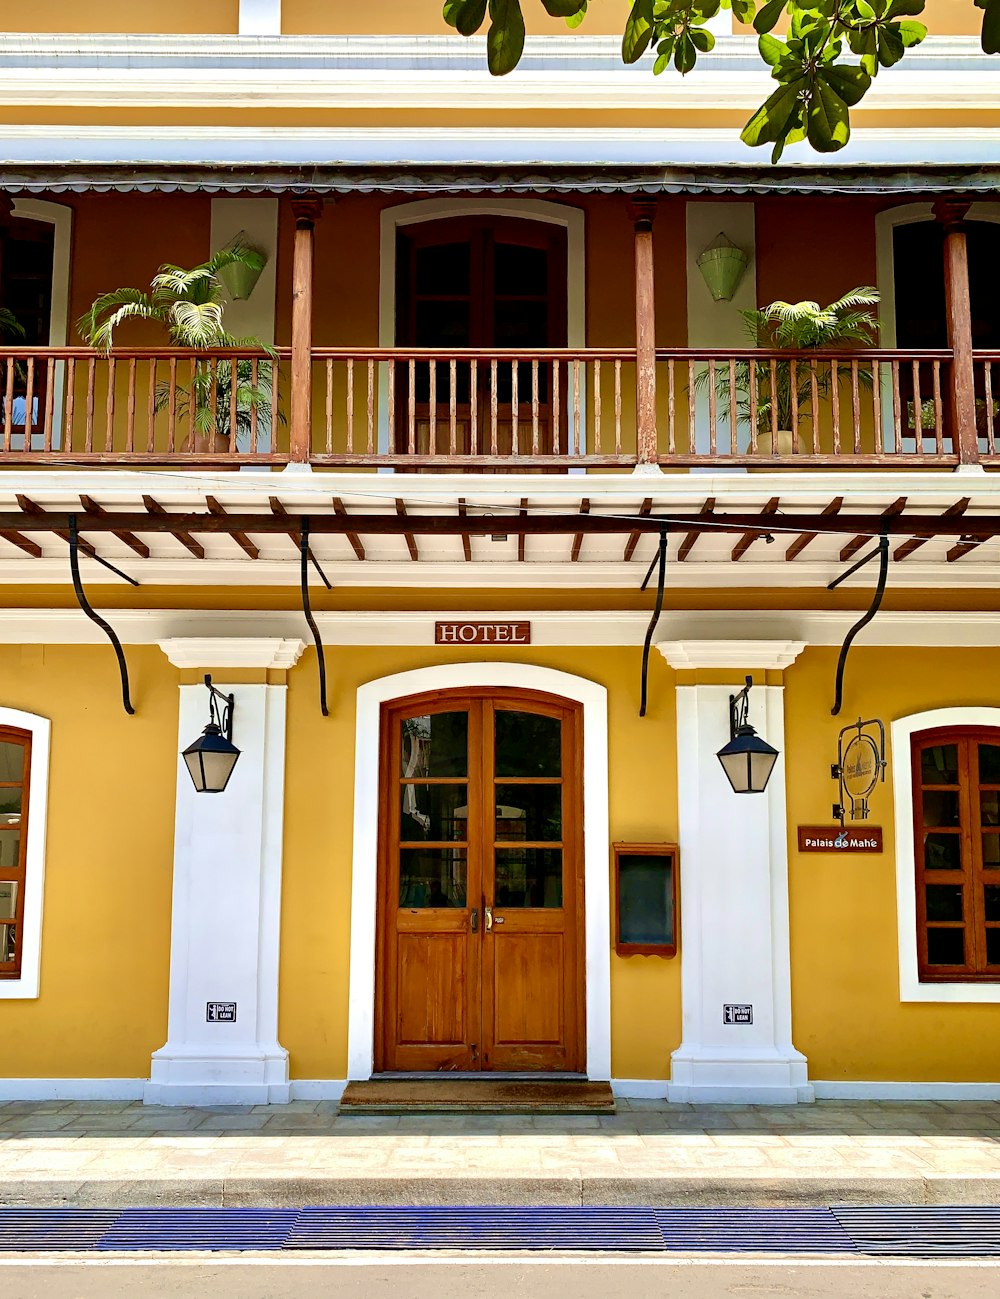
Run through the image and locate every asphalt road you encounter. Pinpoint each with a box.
[3,1256,1000,1299]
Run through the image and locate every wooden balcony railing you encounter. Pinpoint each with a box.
[0,344,996,471]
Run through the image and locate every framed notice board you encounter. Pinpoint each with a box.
[613,842,679,957]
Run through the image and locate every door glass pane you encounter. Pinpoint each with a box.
[985,885,1000,921]
[415,242,471,296]
[926,884,963,922]
[983,790,1000,826]
[920,744,959,785]
[0,742,23,783]
[921,789,960,827]
[494,299,549,350]
[0,923,14,963]
[0,827,19,870]
[415,301,471,349]
[926,927,965,965]
[400,785,467,843]
[495,711,561,778]
[493,243,547,297]
[399,847,467,909]
[495,847,562,908]
[987,930,1000,965]
[0,787,21,817]
[924,832,961,870]
[0,880,15,920]
[494,784,561,842]
[984,834,1000,868]
[401,712,468,779]
[980,744,1000,784]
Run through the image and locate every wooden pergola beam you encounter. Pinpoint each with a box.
[518,498,527,563]
[840,497,907,562]
[396,499,418,561]
[678,498,715,562]
[333,497,365,561]
[15,494,98,558]
[458,499,472,562]
[895,497,969,561]
[623,497,652,562]
[142,495,204,559]
[732,497,779,562]
[79,496,150,558]
[785,497,842,562]
[571,499,590,562]
[205,495,259,560]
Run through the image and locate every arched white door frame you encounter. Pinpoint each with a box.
[347,662,610,1080]
[10,198,73,448]
[377,197,587,457]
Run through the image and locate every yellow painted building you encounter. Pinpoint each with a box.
[0,0,999,1105]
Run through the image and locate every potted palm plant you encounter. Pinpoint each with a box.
[78,241,278,451]
[702,287,880,455]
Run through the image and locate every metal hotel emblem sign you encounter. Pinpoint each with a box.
[435,621,531,646]
[832,716,887,826]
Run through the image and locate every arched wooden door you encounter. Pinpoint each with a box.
[375,689,585,1073]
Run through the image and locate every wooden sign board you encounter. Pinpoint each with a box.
[435,621,531,646]
[797,826,883,853]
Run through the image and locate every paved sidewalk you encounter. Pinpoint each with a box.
[1,1098,1000,1207]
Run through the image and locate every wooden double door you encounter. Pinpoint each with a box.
[376,689,585,1073]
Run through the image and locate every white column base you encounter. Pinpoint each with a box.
[668,1047,814,1104]
[145,1047,290,1107]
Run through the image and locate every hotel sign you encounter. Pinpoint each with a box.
[798,826,884,853]
[435,621,531,646]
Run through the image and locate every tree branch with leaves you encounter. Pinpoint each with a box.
[444,0,992,161]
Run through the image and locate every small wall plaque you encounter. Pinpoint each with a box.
[797,826,883,853]
[723,1004,753,1025]
[206,1002,237,1023]
[435,621,531,646]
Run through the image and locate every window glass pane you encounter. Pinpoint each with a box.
[0,788,21,817]
[494,784,561,842]
[495,711,561,778]
[0,923,14,964]
[618,856,674,947]
[987,930,1000,966]
[984,834,1000,868]
[927,927,965,965]
[414,242,471,297]
[401,712,468,779]
[493,243,547,298]
[980,744,1000,784]
[0,880,15,921]
[921,744,959,785]
[983,791,1000,826]
[0,827,19,870]
[0,742,23,783]
[495,847,562,908]
[494,299,549,350]
[926,884,963,922]
[985,885,1000,922]
[399,847,467,909]
[400,785,467,843]
[924,832,962,870]
[921,789,961,827]
[414,300,471,349]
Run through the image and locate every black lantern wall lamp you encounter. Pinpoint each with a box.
[716,675,780,795]
[182,675,241,793]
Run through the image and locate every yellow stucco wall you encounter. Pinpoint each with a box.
[8,0,238,32]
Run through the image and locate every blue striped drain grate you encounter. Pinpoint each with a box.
[285,1207,663,1251]
[0,1206,994,1254]
[832,1207,1000,1256]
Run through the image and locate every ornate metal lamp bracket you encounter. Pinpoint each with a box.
[300,517,330,717]
[829,529,890,717]
[68,514,137,716]
[639,528,669,718]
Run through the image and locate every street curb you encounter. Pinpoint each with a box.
[3,1174,1000,1209]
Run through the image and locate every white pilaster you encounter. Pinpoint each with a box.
[658,640,812,1104]
[146,639,303,1106]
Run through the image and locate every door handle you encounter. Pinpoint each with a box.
[470,908,478,933]
[484,904,493,932]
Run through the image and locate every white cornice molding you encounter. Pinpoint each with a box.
[658,639,807,670]
[157,636,305,668]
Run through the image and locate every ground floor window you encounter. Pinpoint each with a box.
[0,726,30,978]
[912,726,1000,981]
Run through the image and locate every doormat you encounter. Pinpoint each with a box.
[338,1079,616,1115]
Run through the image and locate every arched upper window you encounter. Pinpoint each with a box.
[893,220,1000,350]
[911,727,1000,982]
[0,727,31,980]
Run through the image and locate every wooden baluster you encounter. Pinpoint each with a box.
[290,198,321,464]
[688,359,696,457]
[24,358,34,447]
[2,358,12,451]
[229,357,238,455]
[911,358,922,451]
[123,358,136,454]
[933,360,944,456]
[387,358,396,454]
[552,359,560,455]
[831,359,841,457]
[270,358,278,453]
[408,359,416,455]
[449,357,457,456]
[187,357,196,450]
[769,359,779,455]
[614,358,622,457]
[429,358,437,457]
[43,358,55,453]
[327,358,335,455]
[748,359,758,456]
[66,357,76,453]
[985,360,996,454]
[666,358,675,455]
[708,358,717,457]
[789,358,799,455]
[509,359,518,456]
[809,359,820,456]
[367,358,375,455]
[470,359,478,455]
[851,359,861,454]
[935,199,978,464]
[209,358,219,454]
[166,357,176,454]
[346,356,355,456]
[250,358,259,455]
[572,359,580,457]
[870,360,880,460]
[532,359,541,456]
[728,358,738,455]
[84,358,96,453]
[491,358,499,456]
[891,359,902,454]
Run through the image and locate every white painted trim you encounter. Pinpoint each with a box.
[288,1079,348,1102]
[347,662,610,1082]
[892,707,1000,1004]
[377,198,585,456]
[611,1078,669,1099]
[658,640,807,671]
[813,1080,1000,1100]
[0,1078,144,1101]
[156,637,305,669]
[238,0,281,36]
[0,708,49,1001]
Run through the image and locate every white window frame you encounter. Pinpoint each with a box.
[892,706,1000,1003]
[0,708,51,1000]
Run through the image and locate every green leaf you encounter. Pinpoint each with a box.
[877,23,905,65]
[731,0,754,21]
[822,62,871,104]
[807,73,852,151]
[443,0,488,35]
[690,25,716,50]
[898,18,927,44]
[486,0,525,73]
[740,75,806,147]
[674,30,698,70]
[565,1,588,27]
[983,0,1000,52]
[758,30,785,62]
[885,0,925,16]
[540,0,586,15]
[623,0,655,62]
[754,0,786,32]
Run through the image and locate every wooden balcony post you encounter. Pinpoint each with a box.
[629,200,658,465]
[934,198,978,465]
[290,198,322,464]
